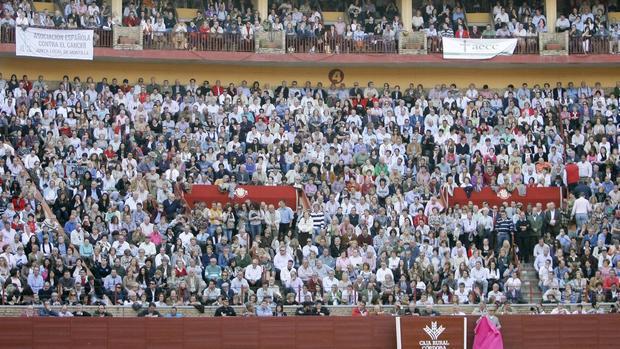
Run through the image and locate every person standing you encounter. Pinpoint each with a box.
[571,193,592,231]
[563,159,579,194]
[515,211,530,263]
[527,207,544,262]
[543,202,561,237]
[277,200,294,239]
[495,211,514,253]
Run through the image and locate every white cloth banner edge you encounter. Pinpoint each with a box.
[442,38,518,60]
[15,27,94,61]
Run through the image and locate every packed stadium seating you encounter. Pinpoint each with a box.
[0,0,619,320]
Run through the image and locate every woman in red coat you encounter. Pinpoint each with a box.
[455,24,470,38]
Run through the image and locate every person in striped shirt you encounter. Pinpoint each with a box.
[495,210,515,252]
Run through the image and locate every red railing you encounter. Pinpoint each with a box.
[568,35,610,54]
[285,34,398,54]
[143,32,255,52]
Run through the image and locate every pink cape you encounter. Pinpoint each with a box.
[473,316,504,349]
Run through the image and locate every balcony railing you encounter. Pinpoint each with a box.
[143,31,255,52]
[568,35,611,54]
[1,25,618,56]
[285,34,398,54]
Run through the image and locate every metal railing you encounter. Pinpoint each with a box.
[0,25,15,43]
[513,36,540,54]
[568,35,611,54]
[143,31,255,52]
[93,28,113,47]
[285,34,398,54]
[427,36,443,54]
[1,25,618,56]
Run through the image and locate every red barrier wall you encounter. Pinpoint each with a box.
[184,185,298,210]
[2,315,619,349]
[448,187,561,208]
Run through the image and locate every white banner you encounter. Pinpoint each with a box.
[16,27,93,60]
[442,38,517,60]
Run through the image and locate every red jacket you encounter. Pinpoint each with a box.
[123,16,139,27]
[212,85,224,96]
[603,276,619,290]
[565,163,579,185]
[455,29,469,38]
[351,307,368,316]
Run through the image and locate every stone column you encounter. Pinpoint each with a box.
[398,0,413,32]
[545,0,557,33]
[252,0,268,21]
[111,0,122,24]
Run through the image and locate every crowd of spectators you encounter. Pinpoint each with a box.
[0,71,619,317]
[554,0,617,53]
[0,0,114,29]
[413,1,547,43]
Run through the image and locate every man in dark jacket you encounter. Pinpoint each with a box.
[214,297,236,316]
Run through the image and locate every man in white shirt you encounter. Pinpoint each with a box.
[301,239,319,258]
[138,236,157,257]
[487,283,505,303]
[230,271,250,294]
[70,224,85,249]
[244,259,263,288]
[376,262,394,284]
[454,283,469,304]
[534,247,552,273]
[450,241,467,258]
[111,234,130,255]
[273,247,292,272]
[571,192,592,230]
[322,269,339,291]
[555,15,571,32]
[139,217,155,237]
[470,261,489,296]
[577,156,593,178]
[533,238,550,260]
[279,260,296,285]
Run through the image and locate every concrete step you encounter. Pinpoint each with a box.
[519,263,543,303]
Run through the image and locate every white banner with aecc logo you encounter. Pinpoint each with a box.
[442,38,518,60]
[16,27,93,60]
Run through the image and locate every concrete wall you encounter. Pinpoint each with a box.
[1,315,619,349]
[1,57,619,89]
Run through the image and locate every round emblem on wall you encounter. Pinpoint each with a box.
[234,187,248,198]
[497,189,510,200]
[328,69,344,84]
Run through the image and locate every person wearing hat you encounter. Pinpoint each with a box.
[214,296,236,316]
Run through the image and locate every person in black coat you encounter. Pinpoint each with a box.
[214,297,236,316]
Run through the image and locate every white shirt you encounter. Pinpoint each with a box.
[571,197,592,216]
[577,161,592,177]
[138,241,156,256]
[376,267,394,284]
[533,243,549,258]
[471,267,489,282]
[244,264,263,282]
[273,253,292,270]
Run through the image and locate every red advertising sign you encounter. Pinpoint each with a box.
[397,317,467,349]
